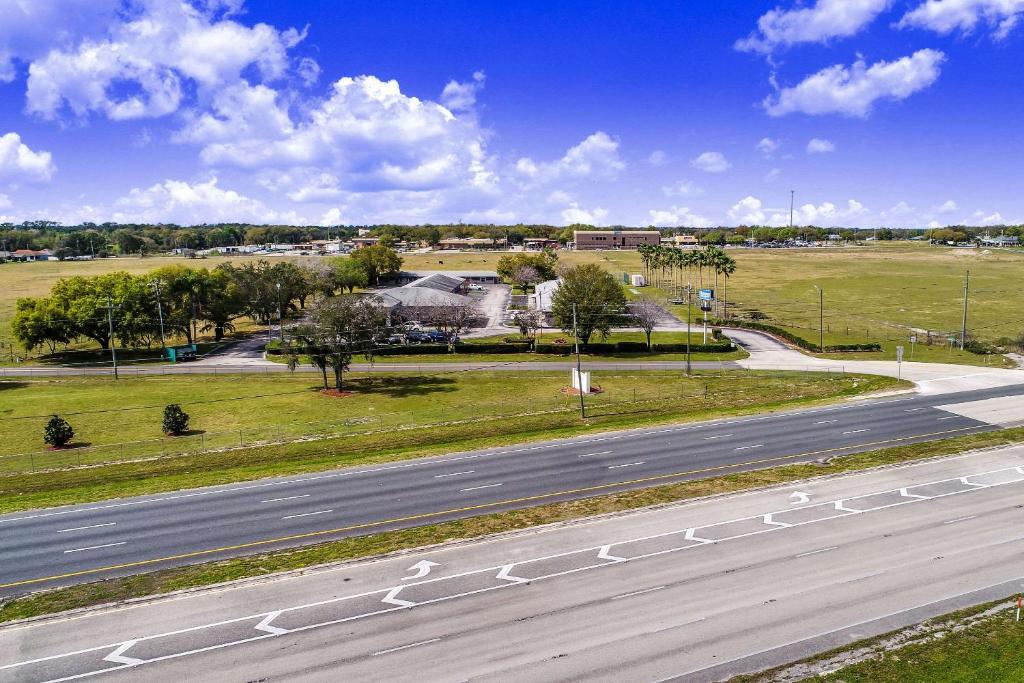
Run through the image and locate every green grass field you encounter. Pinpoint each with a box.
[0,370,897,510]
[3,243,1021,362]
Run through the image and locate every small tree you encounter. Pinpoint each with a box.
[510,265,541,293]
[513,309,544,346]
[162,404,190,435]
[44,415,74,448]
[550,264,627,345]
[630,297,662,349]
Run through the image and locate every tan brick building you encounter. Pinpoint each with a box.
[573,230,661,250]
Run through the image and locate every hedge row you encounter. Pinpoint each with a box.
[722,320,882,353]
[268,339,734,356]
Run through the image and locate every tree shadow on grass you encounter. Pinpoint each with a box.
[0,381,28,391]
[340,376,459,399]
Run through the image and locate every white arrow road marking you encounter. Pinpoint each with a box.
[381,587,415,608]
[763,514,791,527]
[403,560,439,581]
[899,488,928,499]
[103,641,142,666]
[789,491,811,505]
[684,528,713,544]
[254,611,288,636]
[960,477,986,488]
[496,564,528,583]
[597,544,627,562]
[835,500,860,513]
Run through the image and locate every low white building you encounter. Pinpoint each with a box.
[534,279,561,312]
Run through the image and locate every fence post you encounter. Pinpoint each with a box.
[239,429,243,447]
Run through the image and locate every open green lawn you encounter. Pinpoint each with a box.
[0,370,898,511]
[4,244,1021,364]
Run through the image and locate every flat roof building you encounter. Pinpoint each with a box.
[573,230,661,250]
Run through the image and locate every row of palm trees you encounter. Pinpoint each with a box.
[637,244,737,319]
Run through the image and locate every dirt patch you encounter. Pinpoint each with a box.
[319,389,354,398]
[561,385,604,396]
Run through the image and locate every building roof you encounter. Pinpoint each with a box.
[401,270,499,279]
[375,288,475,308]
[574,230,661,236]
[405,272,465,293]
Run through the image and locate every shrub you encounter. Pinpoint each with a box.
[162,404,190,436]
[44,415,74,448]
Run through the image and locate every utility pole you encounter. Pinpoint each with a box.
[960,270,970,350]
[789,190,795,230]
[814,285,824,352]
[105,296,118,379]
[152,279,166,350]
[572,302,585,418]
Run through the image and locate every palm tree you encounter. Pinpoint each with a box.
[719,254,736,320]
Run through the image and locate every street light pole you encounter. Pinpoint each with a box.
[152,279,166,351]
[813,285,824,352]
[685,283,692,376]
[789,190,795,230]
[276,282,284,343]
[572,302,585,419]
[960,270,970,350]
[105,296,118,380]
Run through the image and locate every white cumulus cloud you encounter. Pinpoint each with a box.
[0,132,56,183]
[648,149,669,166]
[934,199,958,213]
[807,138,836,154]
[648,205,711,228]
[764,49,945,118]
[690,151,731,173]
[112,177,291,224]
[899,0,1024,39]
[662,179,703,197]
[560,202,608,225]
[728,196,767,224]
[515,131,625,184]
[24,0,302,120]
[736,0,892,53]
[756,137,780,157]
[440,70,485,112]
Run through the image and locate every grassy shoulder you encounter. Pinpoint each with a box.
[0,371,898,512]
[733,596,1024,683]
[3,424,1020,625]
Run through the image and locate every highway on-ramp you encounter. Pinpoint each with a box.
[3,444,1024,682]
[3,382,1024,599]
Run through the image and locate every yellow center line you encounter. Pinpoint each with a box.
[0,426,981,591]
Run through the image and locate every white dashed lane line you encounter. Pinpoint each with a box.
[57,523,116,534]
[63,542,127,554]
[372,638,441,657]
[281,510,333,520]
[795,546,838,558]
[578,451,613,458]
[734,444,764,451]
[460,483,503,492]
[261,495,310,504]
[433,471,474,478]
[612,586,666,601]
[842,429,870,435]
[608,462,646,469]
[943,515,977,525]
[702,434,733,440]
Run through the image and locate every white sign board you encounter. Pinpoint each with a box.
[572,369,591,394]
[896,345,904,362]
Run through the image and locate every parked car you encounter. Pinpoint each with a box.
[386,334,406,345]
[425,330,448,343]
[405,331,431,343]
[402,321,422,331]
[467,283,485,291]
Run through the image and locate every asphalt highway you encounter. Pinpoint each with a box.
[3,382,1022,599]
[4,445,1024,682]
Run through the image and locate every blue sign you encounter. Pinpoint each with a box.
[698,288,714,301]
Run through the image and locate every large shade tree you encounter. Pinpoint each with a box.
[550,264,627,345]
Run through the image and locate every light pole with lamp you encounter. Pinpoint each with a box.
[276,282,284,343]
[813,285,824,352]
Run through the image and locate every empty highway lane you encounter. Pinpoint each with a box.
[1,383,1020,597]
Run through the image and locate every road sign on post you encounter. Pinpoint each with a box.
[698,289,714,301]
[896,345,904,381]
[909,334,917,360]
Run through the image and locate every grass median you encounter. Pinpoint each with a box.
[0,370,892,511]
[2,424,1021,625]
[733,596,1024,682]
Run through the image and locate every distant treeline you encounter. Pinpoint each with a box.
[1,220,1021,258]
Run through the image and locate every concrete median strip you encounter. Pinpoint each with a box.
[7,461,1024,682]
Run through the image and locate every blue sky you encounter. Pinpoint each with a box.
[0,0,1022,228]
